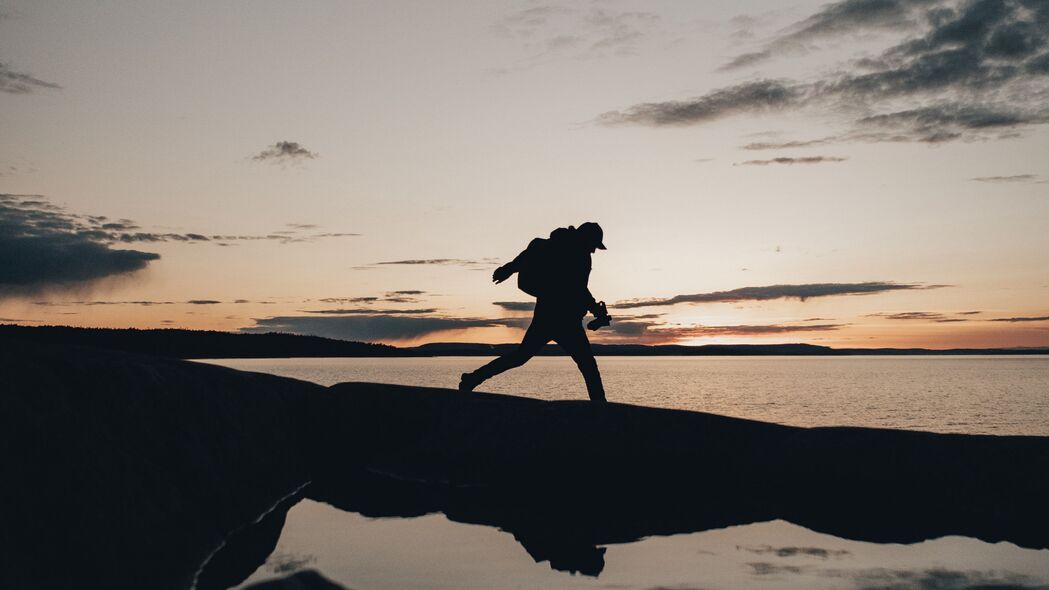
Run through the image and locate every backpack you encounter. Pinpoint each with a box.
[516,237,549,297]
[516,226,575,297]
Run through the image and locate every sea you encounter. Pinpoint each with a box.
[201,355,1049,435]
[196,356,1049,590]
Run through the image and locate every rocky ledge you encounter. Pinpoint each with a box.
[3,338,1048,588]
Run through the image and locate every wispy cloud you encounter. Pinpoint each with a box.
[243,314,529,342]
[591,318,847,344]
[0,61,60,94]
[302,308,437,315]
[33,299,257,306]
[317,296,380,304]
[356,258,498,270]
[657,323,845,337]
[615,282,942,309]
[599,79,802,127]
[740,545,851,559]
[3,195,354,249]
[252,141,318,163]
[990,315,1049,322]
[736,156,847,166]
[600,0,1049,145]
[970,174,1043,183]
[493,5,659,60]
[867,311,972,322]
[721,0,942,71]
[493,301,536,312]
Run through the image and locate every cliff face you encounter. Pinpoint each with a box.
[0,338,327,590]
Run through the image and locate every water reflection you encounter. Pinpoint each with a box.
[201,465,1049,589]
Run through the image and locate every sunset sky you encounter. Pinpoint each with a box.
[2,0,1047,348]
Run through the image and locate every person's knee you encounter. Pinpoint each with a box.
[506,351,530,367]
[574,355,598,372]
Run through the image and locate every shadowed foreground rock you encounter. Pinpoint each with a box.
[313,382,1049,574]
[0,339,327,590]
[3,339,1049,588]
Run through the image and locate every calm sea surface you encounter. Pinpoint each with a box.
[201,356,1049,435]
[198,356,1049,590]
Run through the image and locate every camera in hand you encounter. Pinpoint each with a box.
[587,301,612,331]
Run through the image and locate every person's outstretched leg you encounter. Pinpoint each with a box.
[460,319,549,391]
[555,323,606,402]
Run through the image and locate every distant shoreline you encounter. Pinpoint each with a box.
[3,324,1048,359]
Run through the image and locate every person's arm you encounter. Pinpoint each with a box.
[492,246,531,283]
[583,287,602,316]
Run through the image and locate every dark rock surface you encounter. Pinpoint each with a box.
[1,338,327,590]
[319,382,1049,560]
[3,337,1048,587]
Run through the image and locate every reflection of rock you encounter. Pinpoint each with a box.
[195,493,304,590]
[1,339,325,590]
[313,382,1049,576]
[242,570,348,590]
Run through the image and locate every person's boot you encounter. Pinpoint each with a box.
[459,372,483,392]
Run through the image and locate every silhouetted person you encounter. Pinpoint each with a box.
[459,222,611,401]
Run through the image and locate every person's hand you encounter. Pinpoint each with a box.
[492,265,512,283]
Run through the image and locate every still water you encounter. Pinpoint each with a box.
[197,356,1049,590]
[202,355,1049,435]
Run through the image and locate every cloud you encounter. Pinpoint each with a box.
[740,545,850,559]
[736,156,847,165]
[614,282,941,309]
[722,0,943,71]
[990,315,1049,322]
[602,0,1049,144]
[0,61,60,94]
[748,562,809,576]
[382,291,427,303]
[598,79,803,127]
[493,301,536,312]
[32,299,247,306]
[841,567,1049,590]
[971,174,1042,183]
[588,315,844,344]
[0,193,355,298]
[0,194,160,298]
[493,5,658,60]
[743,138,832,150]
[318,296,380,304]
[243,314,529,342]
[867,311,961,321]
[3,195,354,250]
[374,259,494,266]
[252,141,318,162]
[657,323,845,337]
[356,258,498,270]
[302,308,438,315]
[745,562,1049,589]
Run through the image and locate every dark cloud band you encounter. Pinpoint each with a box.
[601,0,1049,145]
[615,282,941,309]
[1,194,159,298]
[243,314,529,342]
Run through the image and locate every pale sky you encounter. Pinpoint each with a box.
[2,0,1048,347]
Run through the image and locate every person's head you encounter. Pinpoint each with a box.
[577,222,606,253]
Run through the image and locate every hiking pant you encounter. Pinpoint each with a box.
[469,308,606,401]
